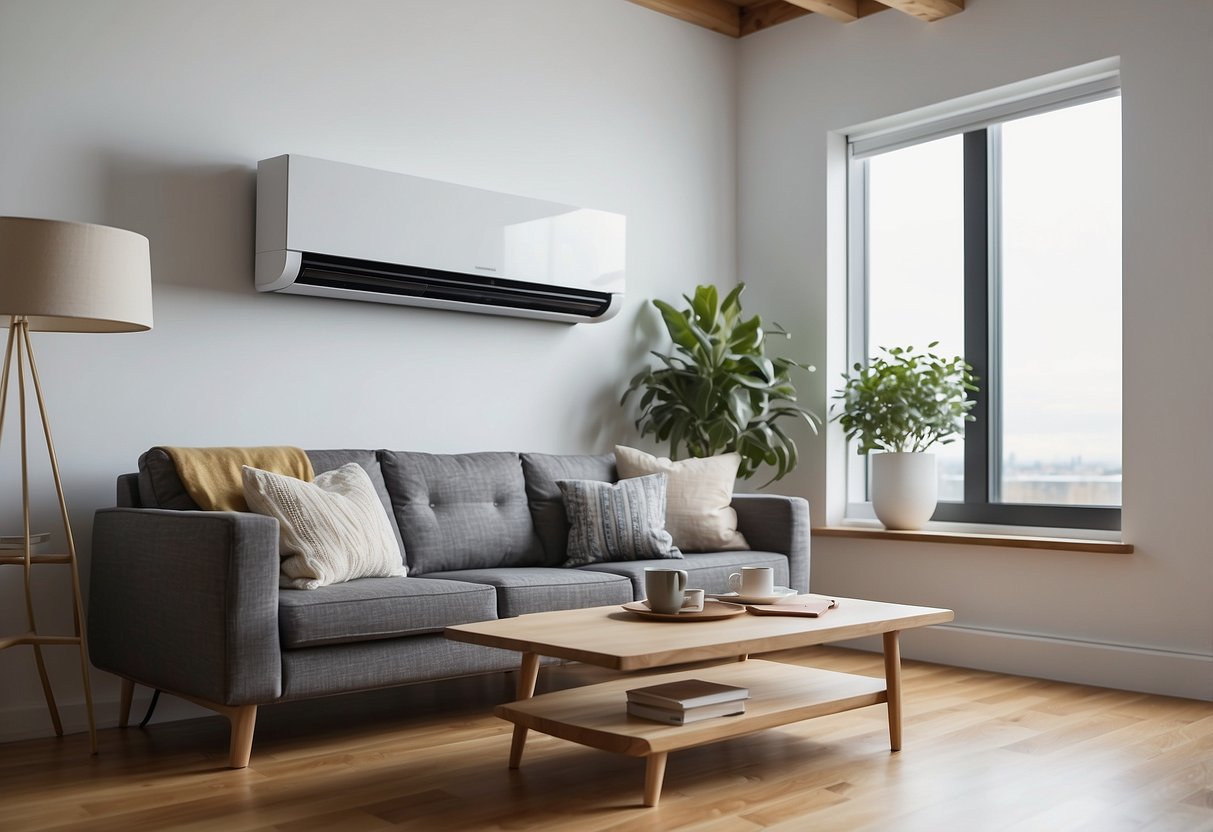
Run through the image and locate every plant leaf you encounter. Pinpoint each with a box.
[623,283,823,480]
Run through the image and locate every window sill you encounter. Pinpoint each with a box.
[812,525,1133,554]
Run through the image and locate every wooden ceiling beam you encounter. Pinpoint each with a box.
[739,0,887,37]
[875,0,964,23]
[739,1,809,37]
[782,0,859,24]
[625,0,742,37]
[858,0,892,17]
[625,0,955,37]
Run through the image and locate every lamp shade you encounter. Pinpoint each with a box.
[0,216,152,332]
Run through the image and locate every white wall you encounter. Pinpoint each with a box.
[0,0,737,740]
[738,0,1213,698]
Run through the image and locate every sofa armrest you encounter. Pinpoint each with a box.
[88,507,283,706]
[731,494,811,592]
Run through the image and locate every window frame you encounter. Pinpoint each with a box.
[845,83,1123,532]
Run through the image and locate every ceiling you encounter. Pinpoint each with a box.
[626,0,964,37]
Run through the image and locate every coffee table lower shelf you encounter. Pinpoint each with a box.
[494,659,889,807]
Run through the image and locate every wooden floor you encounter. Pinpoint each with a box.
[3,647,1212,831]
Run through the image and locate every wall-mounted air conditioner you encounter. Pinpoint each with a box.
[255,155,626,324]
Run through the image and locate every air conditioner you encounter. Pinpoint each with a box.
[255,155,625,324]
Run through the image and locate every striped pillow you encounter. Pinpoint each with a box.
[557,473,682,567]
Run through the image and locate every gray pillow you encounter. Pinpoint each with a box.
[557,473,682,567]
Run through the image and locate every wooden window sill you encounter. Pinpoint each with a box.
[812,526,1134,554]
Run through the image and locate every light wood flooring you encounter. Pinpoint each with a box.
[3,647,1212,831]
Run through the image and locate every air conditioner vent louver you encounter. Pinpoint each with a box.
[296,253,614,318]
[255,154,625,324]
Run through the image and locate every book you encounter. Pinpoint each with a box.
[745,595,837,617]
[627,699,746,725]
[626,679,750,710]
[0,532,50,550]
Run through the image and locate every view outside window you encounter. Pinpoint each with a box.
[867,135,966,501]
[998,97,1122,505]
[862,96,1121,508]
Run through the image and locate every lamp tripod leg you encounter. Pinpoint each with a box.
[9,323,66,737]
[0,317,100,751]
[22,324,97,753]
[30,647,64,736]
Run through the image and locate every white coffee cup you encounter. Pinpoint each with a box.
[728,566,774,597]
[644,567,688,614]
[681,588,705,613]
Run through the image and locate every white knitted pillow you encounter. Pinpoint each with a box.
[242,463,407,590]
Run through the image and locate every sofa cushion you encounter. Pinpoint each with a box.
[137,448,407,560]
[558,474,682,566]
[578,550,790,598]
[520,452,616,565]
[380,451,544,574]
[278,576,497,649]
[420,568,632,618]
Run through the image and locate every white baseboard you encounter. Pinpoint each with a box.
[840,624,1213,701]
[0,689,212,745]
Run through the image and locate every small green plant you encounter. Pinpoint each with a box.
[832,343,978,454]
[622,283,821,484]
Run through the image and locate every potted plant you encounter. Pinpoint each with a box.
[622,283,820,485]
[832,343,977,529]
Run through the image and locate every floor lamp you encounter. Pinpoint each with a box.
[0,217,152,753]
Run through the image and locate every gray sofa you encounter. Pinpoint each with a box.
[88,449,810,767]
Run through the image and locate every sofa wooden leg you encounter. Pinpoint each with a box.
[118,678,135,728]
[227,705,257,769]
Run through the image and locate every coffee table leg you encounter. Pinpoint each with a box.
[508,652,541,769]
[883,630,902,752]
[643,752,668,807]
[515,651,541,699]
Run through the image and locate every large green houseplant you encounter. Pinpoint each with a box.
[622,283,820,485]
[832,343,977,529]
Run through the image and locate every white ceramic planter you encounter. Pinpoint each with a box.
[871,452,938,530]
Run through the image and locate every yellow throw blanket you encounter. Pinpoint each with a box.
[161,446,315,512]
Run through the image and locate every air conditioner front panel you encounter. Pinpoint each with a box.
[258,155,625,296]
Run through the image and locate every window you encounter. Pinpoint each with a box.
[847,72,1122,530]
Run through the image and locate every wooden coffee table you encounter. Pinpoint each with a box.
[445,596,953,806]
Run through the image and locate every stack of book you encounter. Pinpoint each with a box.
[625,679,749,725]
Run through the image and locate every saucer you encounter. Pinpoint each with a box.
[621,600,746,621]
[707,586,798,605]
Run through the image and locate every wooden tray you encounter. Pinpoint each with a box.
[621,600,746,621]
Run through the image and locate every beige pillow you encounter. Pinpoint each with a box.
[614,446,749,552]
[243,463,407,590]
